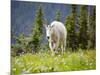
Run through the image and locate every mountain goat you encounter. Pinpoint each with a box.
[44,21,67,55]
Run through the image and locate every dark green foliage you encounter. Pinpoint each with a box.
[11,34,26,56]
[65,15,73,49]
[31,6,44,52]
[65,5,96,50]
[92,7,96,48]
[79,6,88,49]
[87,6,96,49]
[65,5,78,51]
[55,10,61,21]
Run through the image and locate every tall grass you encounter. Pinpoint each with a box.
[11,49,96,75]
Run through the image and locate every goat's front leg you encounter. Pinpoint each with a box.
[49,42,55,56]
[54,40,59,54]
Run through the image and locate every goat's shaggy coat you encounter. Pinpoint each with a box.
[45,21,67,55]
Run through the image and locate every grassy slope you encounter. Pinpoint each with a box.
[11,49,96,75]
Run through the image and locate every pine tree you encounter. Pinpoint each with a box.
[71,5,78,51]
[65,15,73,49]
[92,6,96,48]
[79,5,88,49]
[87,6,96,49]
[55,10,61,21]
[11,33,26,56]
[65,5,78,51]
[31,6,44,52]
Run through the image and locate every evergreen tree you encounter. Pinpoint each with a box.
[79,5,88,49]
[71,5,78,51]
[65,5,78,51]
[87,6,96,49]
[92,6,96,48]
[11,33,26,56]
[31,6,44,52]
[65,15,73,49]
[55,10,61,21]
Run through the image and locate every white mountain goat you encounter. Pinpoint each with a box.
[44,21,67,55]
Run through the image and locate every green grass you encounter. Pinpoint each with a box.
[11,49,96,75]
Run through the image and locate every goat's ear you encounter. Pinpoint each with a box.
[50,24,54,28]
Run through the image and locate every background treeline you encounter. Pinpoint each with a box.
[11,4,96,56]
